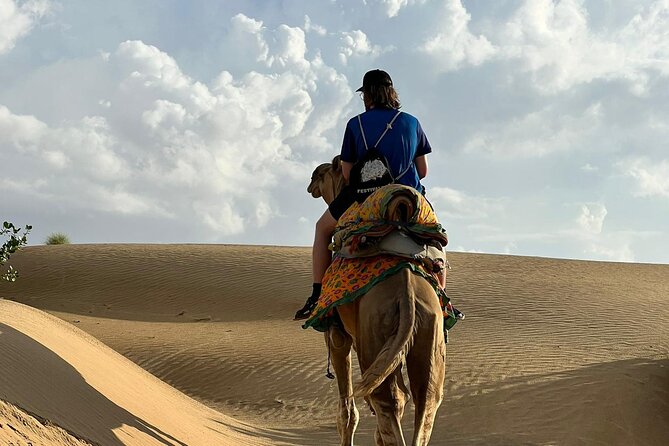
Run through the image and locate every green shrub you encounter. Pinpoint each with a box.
[45,233,70,245]
[2,221,31,282]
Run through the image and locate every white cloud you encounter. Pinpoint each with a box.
[0,28,353,237]
[226,13,270,66]
[254,201,274,227]
[269,25,309,69]
[420,0,496,71]
[498,0,669,94]
[429,187,506,220]
[1,107,129,184]
[222,15,311,71]
[581,163,599,173]
[142,100,188,133]
[42,149,67,168]
[576,203,607,234]
[377,0,426,18]
[51,116,127,182]
[196,202,245,235]
[304,15,326,36]
[463,103,603,158]
[89,186,164,216]
[621,157,669,198]
[338,30,389,65]
[0,104,47,147]
[1,3,667,262]
[116,40,215,113]
[0,107,168,218]
[0,0,51,55]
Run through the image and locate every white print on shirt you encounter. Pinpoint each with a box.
[360,159,389,182]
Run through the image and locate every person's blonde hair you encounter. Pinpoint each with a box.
[365,84,401,110]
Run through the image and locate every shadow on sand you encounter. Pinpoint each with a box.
[438,357,668,446]
[0,323,188,446]
[252,358,668,446]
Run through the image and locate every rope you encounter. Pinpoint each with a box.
[325,328,335,379]
[372,110,402,148]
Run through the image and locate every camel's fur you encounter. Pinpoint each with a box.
[308,155,346,205]
[310,158,446,446]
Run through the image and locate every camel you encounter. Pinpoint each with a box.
[307,155,346,205]
[307,158,446,446]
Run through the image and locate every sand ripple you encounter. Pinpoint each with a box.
[1,244,668,445]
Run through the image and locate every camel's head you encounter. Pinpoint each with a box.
[307,155,345,205]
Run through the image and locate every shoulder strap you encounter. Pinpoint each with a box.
[394,162,413,181]
[377,111,409,181]
[357,110,402,152]
[356,111,411,181]
[373,110,402,148]
[357,114,369,151]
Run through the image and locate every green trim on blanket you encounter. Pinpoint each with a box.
[332,220,448,253]
[302,261,450,332]
[340,221,446,237]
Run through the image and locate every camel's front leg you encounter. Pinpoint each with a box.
[327,325,359,446]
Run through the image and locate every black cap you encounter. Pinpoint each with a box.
[356,69,393,93]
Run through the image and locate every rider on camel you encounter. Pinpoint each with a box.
[295,69,438,320]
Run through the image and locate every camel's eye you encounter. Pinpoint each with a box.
[311,168,327,182]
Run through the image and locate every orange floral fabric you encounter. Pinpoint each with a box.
[302,184,450,332]
[315,255,404,313]
[303,255,449,332]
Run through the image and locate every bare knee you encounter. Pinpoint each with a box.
[315,211,337,236]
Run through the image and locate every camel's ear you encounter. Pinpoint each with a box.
[331,155,341,172]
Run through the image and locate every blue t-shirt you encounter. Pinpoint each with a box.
[340,108,432,193]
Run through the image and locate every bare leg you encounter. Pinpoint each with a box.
[313,210,337,283]
[295,210,338,319]
[327,326,359,446]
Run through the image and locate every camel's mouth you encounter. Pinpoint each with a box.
[307,180,322,198]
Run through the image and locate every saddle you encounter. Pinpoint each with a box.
[331,184,448,271]
[303,184,463,334]
[337,231,448,274]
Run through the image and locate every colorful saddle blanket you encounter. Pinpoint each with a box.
[303,184,455,332]
[330,184,448,254]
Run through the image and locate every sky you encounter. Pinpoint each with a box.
[1,0,668,264]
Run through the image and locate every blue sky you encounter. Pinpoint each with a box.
[1,0,668,263]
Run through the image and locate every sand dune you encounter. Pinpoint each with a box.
[1,244,668,445]
[0,299,280,445]
[0,399,93,446]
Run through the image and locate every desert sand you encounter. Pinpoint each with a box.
[0,243,667,445]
